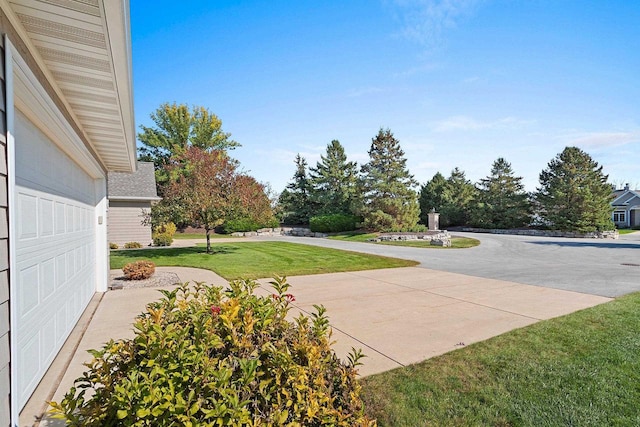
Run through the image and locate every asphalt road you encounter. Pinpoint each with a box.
[268,232,640,298]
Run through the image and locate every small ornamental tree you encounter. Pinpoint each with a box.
[360,128,420,230]
[535,146,614,231]
[223,174,279,232]
[470,158,531,229]
[49,279,375,426]
[309,140,360,215]
[162,147,237,253]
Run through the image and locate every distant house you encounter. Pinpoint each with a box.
[108,162,161,246]
[612,184,640,228]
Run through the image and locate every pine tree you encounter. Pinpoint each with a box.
[439,168,476,227]
[308,140,359,215]
[535,147,614,231]
[418,172,449,226]
[470,158,531,229]
[360,128,420,230]
[278,154,315,224]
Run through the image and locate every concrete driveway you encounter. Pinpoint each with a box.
[268,232,640,297]
[257,267,610,376]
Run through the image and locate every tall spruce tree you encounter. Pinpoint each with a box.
[440,168,476,227]
[308,140,359,215]
[278,154,315,224]
[418,172,450,226]
[535,147,614,231]
[360,128,420,230]
[470,158,531,229]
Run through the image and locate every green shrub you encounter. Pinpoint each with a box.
[153,223,176,246]
[124,241,142,249]
[122,260,155,280]
[152,233,173,247]
[49,278,375,426]
[109,242,118,250]
[310,214,360,233]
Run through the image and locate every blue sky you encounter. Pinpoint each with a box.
[131,0,640,193]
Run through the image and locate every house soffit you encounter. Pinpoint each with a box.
[6,0,136,172]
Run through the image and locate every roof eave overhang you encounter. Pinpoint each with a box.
[109,196,162,202]
[3,0,137,172]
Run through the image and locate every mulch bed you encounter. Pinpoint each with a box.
[109,271,181,290]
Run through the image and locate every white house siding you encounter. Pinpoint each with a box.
[0,36,9,427]
[108,200,152,246]
[13,109,99,409]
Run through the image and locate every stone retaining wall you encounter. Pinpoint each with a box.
[373,231,452,247]
[460,227,619,239]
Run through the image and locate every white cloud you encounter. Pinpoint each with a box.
[432,115,534,132]
[567,131,640,149]
[390,0,483,47]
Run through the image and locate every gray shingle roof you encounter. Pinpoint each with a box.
[108,161,160,200]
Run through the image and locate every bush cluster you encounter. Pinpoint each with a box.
[153,222,177,246]
[122,260,155,280]
[124,241,142,249]
[309,214,360,233]
[109,242,119,250]
[49,278,375,426]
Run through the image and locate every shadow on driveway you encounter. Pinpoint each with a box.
[526,241,640,249]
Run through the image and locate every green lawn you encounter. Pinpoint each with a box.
[110,241,417,280]
[361,292,640,426]
[328,232,480,248]
[618,229,637,235]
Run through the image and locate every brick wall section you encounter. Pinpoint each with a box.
[0,34,9,427]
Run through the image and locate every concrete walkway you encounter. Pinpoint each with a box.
[23,264,610,426]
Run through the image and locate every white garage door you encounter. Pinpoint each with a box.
[14,111,97,408]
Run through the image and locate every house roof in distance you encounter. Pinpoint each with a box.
[108,161,161,201]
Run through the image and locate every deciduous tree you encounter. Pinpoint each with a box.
[535,147,614,231]
[360,128,420,230]
[162,147,238,253]
[138,103,239,191]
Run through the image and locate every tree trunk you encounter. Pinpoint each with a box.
[206,227,211,253]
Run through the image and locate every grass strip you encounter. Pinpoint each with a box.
[361,293,640,426]
[110,241,417,280]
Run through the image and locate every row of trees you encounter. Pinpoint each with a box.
[279,129,421,230]
[280,130,615,232]
[139,103,277,252]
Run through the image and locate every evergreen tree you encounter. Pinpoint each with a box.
[470,158,531,229]
[535,147,614,231]
[360,128,420,230]
[440,168,476,227]
[418,172,449,226]
[308,140,359,215]
[278,154,315,224]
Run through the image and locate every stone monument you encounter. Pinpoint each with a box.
[427,208,440,231]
